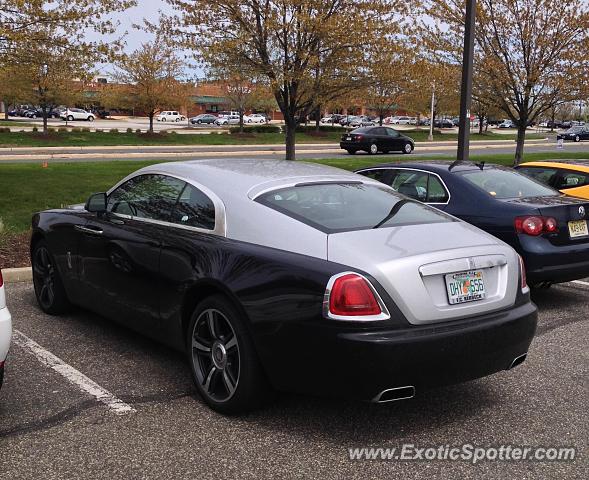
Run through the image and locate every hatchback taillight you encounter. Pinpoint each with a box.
[518,255,528,290]
[326,273,386,318]
[514,216,558,236]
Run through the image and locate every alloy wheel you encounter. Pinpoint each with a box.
[33,246,56,309]
[404,143,412,153]
[370,143,378,154]
[191,308,240,402]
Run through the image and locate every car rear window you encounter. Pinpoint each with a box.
[255,183,452,233]
[459,168,558,199]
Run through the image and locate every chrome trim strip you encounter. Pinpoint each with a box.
[323,271,391,322]
[355,166,452,206]
[372,386,416,403]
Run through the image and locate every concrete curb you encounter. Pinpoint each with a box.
[2,267,32,283]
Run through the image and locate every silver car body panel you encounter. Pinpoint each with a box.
[106,159,520,324]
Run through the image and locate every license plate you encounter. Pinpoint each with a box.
[445,270,486,305]
[568,220,588,238]
[346,136,352,141]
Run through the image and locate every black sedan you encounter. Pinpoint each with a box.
[190,114,218,125]
[340,126,414,155]
[355,161,589,287]
[557,126,589,142]
[31,159,536,413]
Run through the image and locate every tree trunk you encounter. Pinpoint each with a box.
[315,105,320,132]
[284,116,296,161]
[379,113,384,126]
[42,108,48,135]
[239,110,244,133]
[478,114,484,135]
[149,112,154,133]
[550,110,555,132]
[514,121,527,165]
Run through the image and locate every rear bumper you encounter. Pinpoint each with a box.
[340,141,369,151]
[0,306,12,362]
[518,235,589,283]
[260,301,537,401]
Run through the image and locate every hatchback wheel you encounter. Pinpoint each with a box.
[32,240,71,314]
[188,295,271,414]
[67,115,74,121]
[197,119,202,124]
[403,142,413,154]
[575,135,580,142]
[368,143,378,155]
[87,116,94,122]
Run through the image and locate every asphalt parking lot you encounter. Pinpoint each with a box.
[0,281,587,479]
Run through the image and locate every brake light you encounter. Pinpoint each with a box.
[328,273,381,316]
[518,255,528,290]
[355,135,364,141]
[514,216,558,236]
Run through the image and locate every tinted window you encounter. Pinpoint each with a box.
[459,169,558,199]
[385,128,400,137]
[518,167,558,186]
[108,174,185,221]
[171,184,216,230]
[373,127,387,135]
[557,171,589,189]
[358,169,389,183]
[256,183,452,233]
[391,171,428,202]
[427,175,450,203]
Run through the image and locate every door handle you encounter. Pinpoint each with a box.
[75,225,104,235]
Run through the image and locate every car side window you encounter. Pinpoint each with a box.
[518,167,558,186]
[372,127,386,135]
[171,183,216,230]
[556,171,589,189]
[390,170,428,202]
[358,169,389,183]
[426,175,450,203]
[385,128,400,137]
[107,174,185,221]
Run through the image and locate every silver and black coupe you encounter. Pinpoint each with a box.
[31,160,537,413]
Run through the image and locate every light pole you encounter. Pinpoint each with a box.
[455,0,476,164]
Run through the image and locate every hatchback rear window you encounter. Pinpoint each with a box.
[459,168,558,199]
[255,183,452,233]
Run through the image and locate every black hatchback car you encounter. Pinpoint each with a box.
[356,161,589,287]
[340,126,414,155]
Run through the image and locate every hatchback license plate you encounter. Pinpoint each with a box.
[346,136,352,141]
[445,270,486,305]
[568,220,588,238]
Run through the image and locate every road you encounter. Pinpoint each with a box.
[2,138,589,164]
[0,281,587,479]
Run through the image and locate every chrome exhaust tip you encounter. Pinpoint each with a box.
[508,353,527,370]
[372,386,415,403]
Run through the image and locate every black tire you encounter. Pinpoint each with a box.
[402,142,414,154]
[87,116,94,122]
[67,115,74,121]
[188,295,272,414]
[346,149,356,155]
[197,119,202,124]
[32,240,71,314]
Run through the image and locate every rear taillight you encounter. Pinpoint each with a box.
[355,135,364,141]
[325,273,388,319]
[514,216,558,236]
[518,255,528,290]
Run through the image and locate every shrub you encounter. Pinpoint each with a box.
[94,128,102,133]
[109,128,119,133]
[58,127,68,132]
[0,127,10,133]
[47,127,56,133]
[229,124,281,134]
[126,127,133,133]
[135,128,142,134]
[295,124,347,133]
[32,126,38,133]
[81,127,91,132]
[70,127,81,133]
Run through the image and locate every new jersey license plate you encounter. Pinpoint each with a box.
[568,220,588,238]
[445,270,486,305]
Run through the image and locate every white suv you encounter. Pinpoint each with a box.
[61,108,95,121]
[0,270,12,392]
[156,111,186,122]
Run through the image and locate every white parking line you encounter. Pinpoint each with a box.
[12,330,135,415]
[572,280,589,287]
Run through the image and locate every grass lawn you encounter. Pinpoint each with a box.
[0,129,547,147]
[1,150,587,238]
[0,120,36,127]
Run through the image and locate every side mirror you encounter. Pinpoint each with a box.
[85,192,107,214]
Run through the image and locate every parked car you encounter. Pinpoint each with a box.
[321,114,344,124]
[355,161,589,287]
[156,111,185,122]
[61,108,95,122]
[340,126,414,155]
[339,115,358,126]
[498,120,515,129]
[348,115,375,127]
[516,161,589,200]
[0,269,12,392]
[434,119,454,128]
[30,159,536,412]
[245,114,267,124]
[215,115,240,126]
[25,107,59,119]
[217,110,240,118]
[556,126,589,142]
[393,116,414,125]
[384,116,400,125]
[190,114,218,125]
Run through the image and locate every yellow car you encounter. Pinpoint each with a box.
[516,161,589,200]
